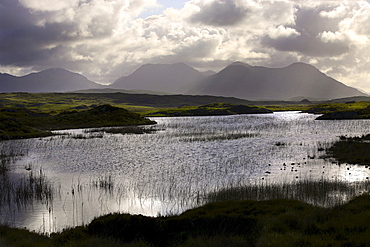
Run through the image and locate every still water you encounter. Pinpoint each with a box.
[0,112,369,233]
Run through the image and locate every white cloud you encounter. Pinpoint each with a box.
[319,31,347,43]
[267,25,300,39]
[1,0,370,93]
[18,0,77,12]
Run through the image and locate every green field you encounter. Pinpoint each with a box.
[1,93,369,116]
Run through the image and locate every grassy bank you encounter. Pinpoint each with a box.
[304,101,370,119]
[0,105,155,140]
[0,194,369,247]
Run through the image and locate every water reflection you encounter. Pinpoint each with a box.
[0,112,369,233]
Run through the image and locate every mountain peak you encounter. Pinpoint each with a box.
[285,62,322,72]
[228,61,253,69]
[111,63,205,94]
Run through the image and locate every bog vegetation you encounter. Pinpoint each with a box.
[0,93,369,246]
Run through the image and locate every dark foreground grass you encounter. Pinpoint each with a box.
[1,194,370,247]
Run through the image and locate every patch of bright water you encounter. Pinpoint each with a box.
[1,112,369,233]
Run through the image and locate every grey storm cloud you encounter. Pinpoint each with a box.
[189,0,249,26]
[0,0,114,67]
[0,0,69,66]
[261,6,350,57]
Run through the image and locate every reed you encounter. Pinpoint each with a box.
[180,132,258,142]
[0,145,57,210]
[204,179,370,207]
[92,174,114,193]
[85,126,159,135]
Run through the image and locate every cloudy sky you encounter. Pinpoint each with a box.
[1,0,370,93]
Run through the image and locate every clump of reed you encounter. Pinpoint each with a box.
[69,133,104,139]
[92,175,114,193]
[0,145,26,175]
[1,168,57,209]
[0,145,57,210]
[204,178,370,208]
[85,126,159,135]
[180,132,258,142]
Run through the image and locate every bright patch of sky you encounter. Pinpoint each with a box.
[139,0,188,18]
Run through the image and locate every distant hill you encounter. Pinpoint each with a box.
[110,63,205,94]
[72,88,173,95]
[0,68,102,93]
[328,96,370,103]
[186,62,367,100]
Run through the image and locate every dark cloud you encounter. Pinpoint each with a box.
[0,0,66,66]
[261,32,350,57]
[0,0,114,68]
[261,6,350,57]
[189,0,249,26]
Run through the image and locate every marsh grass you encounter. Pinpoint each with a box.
[0,146,57,210]
[205,179,370,207]
[69,133,104,139]
[0,168,57,210]
[92,174,114,193]
[180,132,258,142]
[85,126,160,135]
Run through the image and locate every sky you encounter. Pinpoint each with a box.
[1,0,370,93]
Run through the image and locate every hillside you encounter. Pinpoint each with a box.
[187,62,367,100]
[110,63,205,94]
[0,68,102,93]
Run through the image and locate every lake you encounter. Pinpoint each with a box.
[0,111,369,233]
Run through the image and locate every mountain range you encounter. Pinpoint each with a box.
[0,62,367,100]
[185,62,367,100]
[0,68,102,93]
